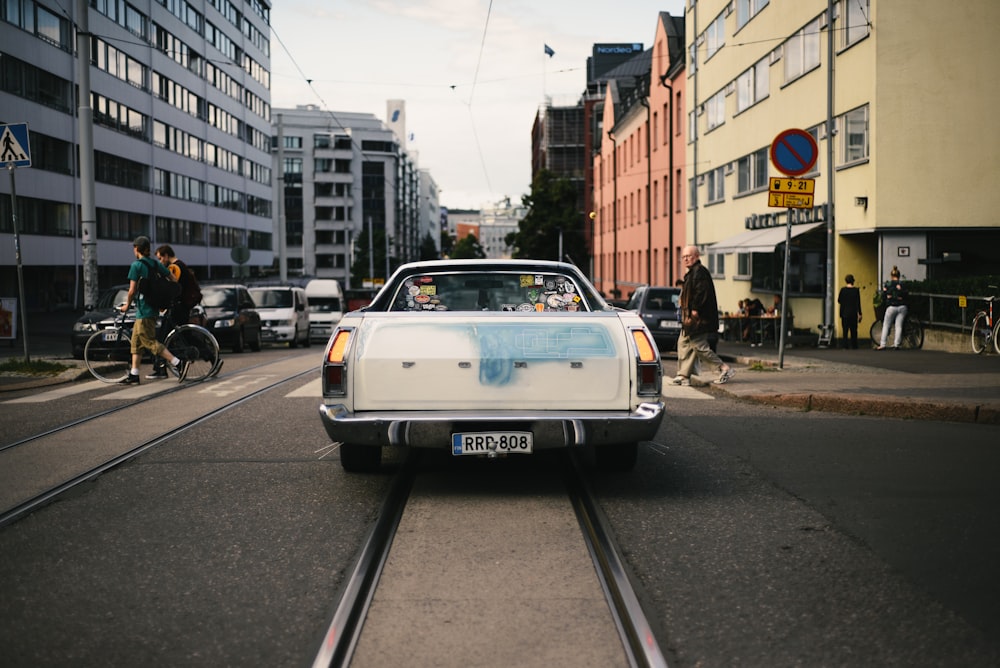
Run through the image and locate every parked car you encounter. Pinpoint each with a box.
[200,284,263,353]
[318,259,665,473]
[249,285,310,348]
[305,279,344,343]
[70,285,133,359]
[626,285,719,354]
[626,285,683,354]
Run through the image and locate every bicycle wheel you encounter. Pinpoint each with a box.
[869,320,884,348]
[971,312,991,354]
[164,324,220,382]
[993,318,1000,355]
[84,329,132,383]
[901,316,924,349]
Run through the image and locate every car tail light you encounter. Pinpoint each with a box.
[631,328,662,396]
[324,328,352,395]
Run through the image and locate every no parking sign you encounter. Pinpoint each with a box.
[770,129,817,177]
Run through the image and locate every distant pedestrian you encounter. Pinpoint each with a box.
[120,236,189,384]
[838,274,862,349]
[877,266,908,350]
[672,246,734,386]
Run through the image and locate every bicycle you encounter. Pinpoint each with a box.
[971,286,1000,354]
[84,309,221,383]
[869,313,924,350]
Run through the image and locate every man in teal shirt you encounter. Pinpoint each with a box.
[119,236,189,384]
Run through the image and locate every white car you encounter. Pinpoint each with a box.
[318,259,665,472]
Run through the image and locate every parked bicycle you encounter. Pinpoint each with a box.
[84,308,221,383]
[869,314,924,350]
[971,286,1000,355]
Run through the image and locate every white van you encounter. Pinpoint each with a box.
[248,285,311,348]
[305,279,344,343]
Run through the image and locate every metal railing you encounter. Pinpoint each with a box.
[905,292,993,332]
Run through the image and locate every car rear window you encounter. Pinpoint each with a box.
[646,289,680,311]
[388,272,590,313]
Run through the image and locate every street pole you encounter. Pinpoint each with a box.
[7,165,29,361]
[76,0,98,309]
[778,209,792,369]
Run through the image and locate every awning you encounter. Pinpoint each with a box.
[708,222,824,254]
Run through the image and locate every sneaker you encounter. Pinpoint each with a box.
[670,375,690,386]
[714,368,736,385]
[177,360,191,382]
[119,373,140,386]
[145,369,168,379]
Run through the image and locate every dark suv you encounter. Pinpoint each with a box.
[626,286,682,354]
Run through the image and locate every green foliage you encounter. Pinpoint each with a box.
[419,232,440,261]
[451,233,486,259]
[902,275,1000,324]
[350,226,395,282]
[505,169,586,263]
[0,358,70,376]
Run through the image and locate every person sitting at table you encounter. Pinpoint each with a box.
[743,297,765,343]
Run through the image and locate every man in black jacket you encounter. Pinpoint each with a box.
[673,246,735,386]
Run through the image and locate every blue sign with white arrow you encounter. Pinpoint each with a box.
[0,123,31,168]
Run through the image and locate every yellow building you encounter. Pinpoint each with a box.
[685,0,1000,335]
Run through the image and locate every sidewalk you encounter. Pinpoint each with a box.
[695,341,1000,425]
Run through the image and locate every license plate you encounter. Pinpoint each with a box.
[102,329,119,342]
[452,432,533,455]
[660,320,681,329]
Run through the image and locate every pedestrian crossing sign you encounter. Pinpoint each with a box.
[0,123,31,168]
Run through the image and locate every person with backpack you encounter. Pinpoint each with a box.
[147,244,202,379]
[120,236,189,384]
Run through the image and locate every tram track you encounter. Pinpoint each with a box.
[0,359,318,528]
[311,451,668,668]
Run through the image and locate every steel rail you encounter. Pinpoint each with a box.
[565,452,670,668]
[0,356,309,453]
[311,453,416,668]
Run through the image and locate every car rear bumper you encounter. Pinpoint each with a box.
[317,403,665,449]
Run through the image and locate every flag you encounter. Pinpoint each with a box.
[544,44,555,57]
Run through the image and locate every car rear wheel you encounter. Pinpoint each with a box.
[249,327,262,352]
[340,443,382,472]
[232,328,245,353]
[595,442,638,472]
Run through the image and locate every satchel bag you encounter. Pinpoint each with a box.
[138,258,181,309]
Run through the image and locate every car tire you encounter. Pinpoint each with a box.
[232,328,245,353]
[340,443,382,472]
[289,327,298,348]
[595,442,638,472]
[249,327,262,352]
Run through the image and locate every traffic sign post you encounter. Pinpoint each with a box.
[768,129,819,368]
[2,123,32,361]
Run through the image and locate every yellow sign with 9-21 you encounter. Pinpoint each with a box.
[768,177,815,208]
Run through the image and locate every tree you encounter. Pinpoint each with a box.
[505,169,586,263]
[350,226,392,283]
[451,233,486,259]
[419,231,440,261]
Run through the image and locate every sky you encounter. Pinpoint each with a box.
[268,0,687,211]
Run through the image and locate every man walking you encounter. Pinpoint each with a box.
[120,236,189,384]
[147,244,200,379]
[672,246,735,386]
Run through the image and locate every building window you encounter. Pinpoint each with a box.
[704,12,725,61]
[736,0,769,31]
[842,0,870,48]
[706,91,725,131]
[737,147,769,195]
[736,253,751,278]
[839,105,869,165]
[783,17,821,83]
[736,57,769,113]
[706,166,725,204]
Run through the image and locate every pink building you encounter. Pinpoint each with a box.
[593,13,685,300]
